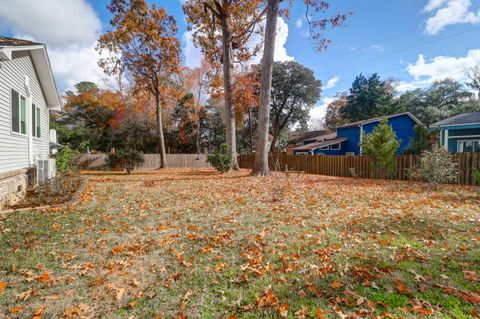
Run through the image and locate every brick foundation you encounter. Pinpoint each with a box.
[0,169,28,210]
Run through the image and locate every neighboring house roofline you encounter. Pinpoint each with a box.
[430,112,480,128]
[0,37,60,111]
[337,112,423,129]
[292,137,348,151]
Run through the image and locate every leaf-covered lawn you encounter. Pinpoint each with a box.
[1,169,479,318]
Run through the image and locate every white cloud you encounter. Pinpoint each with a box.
[309,96,335,126]
[407,49,480,81]
[0,0,111,93]
[396,49,480,92]
[423,0,480,35]
[48,45,112,92]
[183,30,203,68]
[0,0,101,47]
[274,17,294,62]
[424,0,449,12]
[183,16,293,68]
[325,76,340,89]
[295,18,303,29]
[370,44,384,53]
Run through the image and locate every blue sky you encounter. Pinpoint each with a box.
[1,0,480,125]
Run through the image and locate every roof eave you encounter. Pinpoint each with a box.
[1,45,61,111]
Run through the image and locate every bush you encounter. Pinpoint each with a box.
[361,117,400,176]
[474,170,480,184]
[412,144,457,189]
[406,124,437,154]
[207,144,232,173]
[55,146,80,174]
[106,149,144,174]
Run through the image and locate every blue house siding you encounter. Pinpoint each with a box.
[362,115,417,154]
[335,114,418,155]
[336,126,361,155]
[433,124,480,154]
[293,113,420,156]
[443,128,480,153]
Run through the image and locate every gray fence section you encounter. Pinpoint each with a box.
[76,153,211,171]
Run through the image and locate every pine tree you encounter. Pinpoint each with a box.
[361,117,400,177]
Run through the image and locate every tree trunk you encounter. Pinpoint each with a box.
[248,107,253,154]
[221,16,239,170]
[269,116,280,153]
[252,0,279,176]
[195,82,202,154]
[155,93,167,168]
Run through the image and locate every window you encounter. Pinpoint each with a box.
[32,105,41,138]
[11,89,27,135]
[458,140,480,153]
[330,143,341,150]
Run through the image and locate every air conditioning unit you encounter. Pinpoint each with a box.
[37,159,56,184]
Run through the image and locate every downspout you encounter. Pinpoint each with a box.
[24,76,33,166]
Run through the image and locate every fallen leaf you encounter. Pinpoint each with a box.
[278,302,288,318]
[412,305,434,315]
[330,280,343,289]
[35,271,50,283]
[16,289,36,301]
[315,308,325,319]
[464,270,479,282]
[9,306,23,313]
[392,277,409,294]
[32,305,46,319]
[457,290,480,305]
[0,281,7,295]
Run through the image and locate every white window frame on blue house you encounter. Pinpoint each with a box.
[330,143,341,150]
[457,139,480,153]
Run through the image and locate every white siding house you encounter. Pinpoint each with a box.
[0,37,60,208]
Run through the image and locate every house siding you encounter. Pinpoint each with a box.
[337,126,361,155]
[0,50,50,174]
[362,114,417,154]
[444,127,480,153]
[299,114,419,156]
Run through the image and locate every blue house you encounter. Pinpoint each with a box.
[430,112,480,153]
[293,112,422,155]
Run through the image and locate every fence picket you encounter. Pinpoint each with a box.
[238,153,479,186]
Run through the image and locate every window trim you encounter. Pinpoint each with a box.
[457,139,480,153]
[10,89,28,137]
[32,104,41,139]
[330,143,341,150]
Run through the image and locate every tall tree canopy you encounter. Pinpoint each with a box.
[398,78,476,127]
[59,82,124,151]
[324,92,349,130]
[183,0,266,169]
[97,0,181,168]
[340,73,397,122]
[269,61,321,151]
[253,0,351,175]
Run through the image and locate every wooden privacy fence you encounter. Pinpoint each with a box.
[76,153,211,171]
[239,153,480,186]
